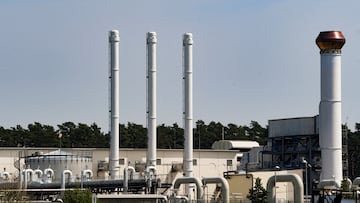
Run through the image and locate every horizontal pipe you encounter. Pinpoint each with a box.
[26,179,148,189]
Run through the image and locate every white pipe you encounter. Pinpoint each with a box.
[266,174,304,203]
[173,177,203,202]
[34,169,43,182]
[61,170,73,192]
[24,168,34,189]
[81,169,93,180]
[352,177,360,189]
[316,31,345,186]
[43,168,54,183]
[145,165,156,174]
[146,32,157,168]
[202,177,230,203]
[144,165,157,194]
[20,169,24,189]
[169,196,189,201]
[1,171,10,180]
[123,166,135,193]
[183,33,193,195]
[109,30,120,179]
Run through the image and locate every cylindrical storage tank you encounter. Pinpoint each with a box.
[25,149,93,182]
[316,31,345,186]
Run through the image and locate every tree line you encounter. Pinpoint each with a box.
[1,121,360,156]
[0,120,267,148]
[344,124,360,179]
[1,120,360,177]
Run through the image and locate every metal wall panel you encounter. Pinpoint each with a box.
[268,116,318,137]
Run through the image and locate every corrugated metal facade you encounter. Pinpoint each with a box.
[268,116,319,138]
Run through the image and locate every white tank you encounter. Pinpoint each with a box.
[25,149,93,182]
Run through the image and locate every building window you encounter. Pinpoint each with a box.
[227,160,233,166]
[156,159,162,165]
[193,159,197,166]
[119,158,126,165]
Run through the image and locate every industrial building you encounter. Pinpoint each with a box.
[0,147,237,181]
[241,116,349,197]
[0,147,249,202]
[0,30,355,202]
[0,141,308,202]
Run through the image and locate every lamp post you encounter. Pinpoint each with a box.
[302,159,312,201]
[274,165,280,203]
[197,124,201,150]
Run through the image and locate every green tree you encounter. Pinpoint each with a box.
[172,123,184,149]
[124,123,147,148]
[201,121,223,148]
[58,122,77,148]
[157,124,175,149]
[348,123,360,178]
[194,120,205,149]
[247,177,267,203]
[64,189,93,203]
[341,177,351,192]
[89,123,109,148]
[0,126,17,146]
[244,121,267,145]
[28,122,58,147]
[72,123,95,147]
[0,119,268,149]
[12,125,29,147]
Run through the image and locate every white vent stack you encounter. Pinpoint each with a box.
[109,30,120,179]
[183,33,193,185]
[316,31,346,185]
[146,32,157,168]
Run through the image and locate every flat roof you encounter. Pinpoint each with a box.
[211,140,260,150]
[97,194,168,200]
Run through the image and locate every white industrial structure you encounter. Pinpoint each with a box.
[182,33,194,195]
[316,31,346,186]
[2,29,357,202]
[25,150,92,183]
[109,30,120,179]
[146,32,157,169]
[212,140,260,151]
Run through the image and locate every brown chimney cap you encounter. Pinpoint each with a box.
[316,31,345,50]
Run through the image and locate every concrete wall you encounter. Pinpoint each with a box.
[226,173,253,201]
[225,169,303,202]
[251,169,303,203]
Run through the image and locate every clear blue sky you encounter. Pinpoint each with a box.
[1,0,359,131]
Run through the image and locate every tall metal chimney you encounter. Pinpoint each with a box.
[109,30,120,179]
[316,31,345,186]
[183,33,193,187]
[146,32,157,168]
